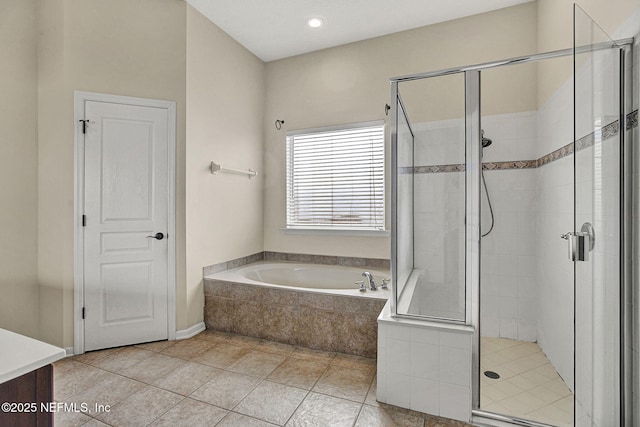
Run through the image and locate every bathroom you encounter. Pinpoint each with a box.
[1,0,640,426]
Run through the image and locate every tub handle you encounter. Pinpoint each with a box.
[381,278,390,290]
[355,281,366,292]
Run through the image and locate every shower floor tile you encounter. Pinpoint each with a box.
[480,337,573,427]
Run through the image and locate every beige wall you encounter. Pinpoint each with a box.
[185,5,265,328]
[537,0,640,106]
[0,0,40,339]
[37,0,188,347]
[263,2,538,260]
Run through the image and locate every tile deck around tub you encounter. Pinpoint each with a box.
[54,331,472,427]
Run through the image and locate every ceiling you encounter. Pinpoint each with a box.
[186,0,533,62]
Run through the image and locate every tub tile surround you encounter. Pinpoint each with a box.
[377,303,474,422]
[203,251,390,277]
[53,332,470,427]
[204,279,386,357]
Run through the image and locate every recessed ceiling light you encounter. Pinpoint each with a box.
[306,17,324,28]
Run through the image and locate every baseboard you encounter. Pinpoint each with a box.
[64,347,74,357]
[175,322,206,340]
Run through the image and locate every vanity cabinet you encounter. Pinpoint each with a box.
[0,329,65,427]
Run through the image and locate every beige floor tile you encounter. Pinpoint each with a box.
[195,330,231,343]
[152,361,222,396]
[285,392,361,427]
[235,381,308,425]
[53,361,110,401]
[96,385,183,426]
[226,350,286,378]
[481,382,516,402]
[53,409,92,427]
[66,371,145,414]
[150,397,227,426]
[312,364,374,403]
[289,347,336,363]
[492,338,522,349]
[553,395,573,415]
[501,355,547,375]
[191,342,251,368]
[224,334,263,348]
[506,372,545,392]
[488,363,519,380]
[481,337,574,427]
[481,401,514,417]
[71,347,123,365]
[190,371,260,409]
[528,382,566,404]
[424,412,472,426]
[160,338,214,359]
[546,377,573,397]
[332,353,377,370]
[134,340,176,353]
[499,391,548,414]
[267,357,328,390]
[508,342,542,358]
[217,412,278,426]
[355,404,424,427]
[253,340,296,357]
[88,347,154,373]
[119,353,184,383]
[364,375,379,407]
[518,369,556,388]
[527,403,574,427]
[532,362,562,380]
[82,419,110,427]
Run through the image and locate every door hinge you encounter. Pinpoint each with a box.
[79,119,89,134]
[82,307,85,319]
[82,215,86,227]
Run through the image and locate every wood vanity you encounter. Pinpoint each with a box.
[0,329,66,427]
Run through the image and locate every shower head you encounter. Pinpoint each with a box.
[481,129,493,148]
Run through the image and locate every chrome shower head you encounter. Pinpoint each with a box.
[481,129,492,148]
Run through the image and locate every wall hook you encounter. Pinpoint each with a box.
[275,119,285,130]
[384,104,391,116]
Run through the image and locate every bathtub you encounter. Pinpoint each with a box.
[210,262,390,296]
[204,261,390,357]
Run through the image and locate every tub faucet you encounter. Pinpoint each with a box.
[362,271,377,291]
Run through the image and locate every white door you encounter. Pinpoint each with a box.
[82,100,170,351]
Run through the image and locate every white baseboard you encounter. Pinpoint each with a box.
[64,347,74,357]
[175,322,206,340]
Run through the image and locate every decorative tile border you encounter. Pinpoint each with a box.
[204,251,390,276]
[405,109,638,174]
[484,160,537,170]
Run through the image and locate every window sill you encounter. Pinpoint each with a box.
[281,227,390,237]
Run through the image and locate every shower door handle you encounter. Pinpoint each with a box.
[561,223,595,262]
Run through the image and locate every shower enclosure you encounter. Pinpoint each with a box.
[388,6,633,426]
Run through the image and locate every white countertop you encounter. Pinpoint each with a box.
[0,328,66,384]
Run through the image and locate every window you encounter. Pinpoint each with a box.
[286,122,385,232]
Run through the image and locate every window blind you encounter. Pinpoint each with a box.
[286,123,385,230]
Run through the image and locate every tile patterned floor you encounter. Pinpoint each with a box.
[480,336,573,427]
[53,331,471,427]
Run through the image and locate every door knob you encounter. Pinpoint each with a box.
[146,232,165,240]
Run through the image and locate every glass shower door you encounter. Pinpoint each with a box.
[573,5,623,426]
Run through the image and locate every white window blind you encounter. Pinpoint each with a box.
[286,123,385,231]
